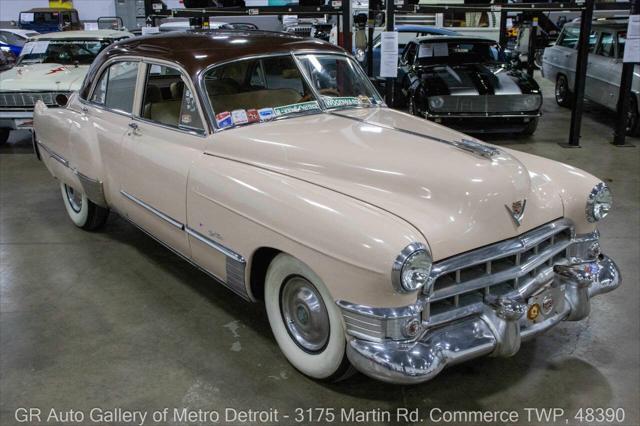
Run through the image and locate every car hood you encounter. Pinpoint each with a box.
[0,63,88,92]
[206,108,562,260]
[417,63,538,96]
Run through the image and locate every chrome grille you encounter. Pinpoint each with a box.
[424,219,573,326]
[285,26,312,37]
[429,94,541,114]
[0,92,68,110]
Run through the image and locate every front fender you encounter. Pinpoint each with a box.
[503,148,602,235]
[187,153,427,308]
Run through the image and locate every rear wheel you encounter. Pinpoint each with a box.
[0,128,10,145]
[555,74,572,108]
[264,253,353,381]
[60,182,109,231]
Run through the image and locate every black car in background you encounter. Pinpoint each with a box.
[397,36,543,135]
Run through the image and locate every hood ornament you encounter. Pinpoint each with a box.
[452,138,501,159]
[505,199,526,226]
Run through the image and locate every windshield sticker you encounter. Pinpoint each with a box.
[216,111,233,129]
[323,97,361,108]
[20,42,35,56]
[246,109,260,123]
[31,41,50,55]
[231,109,248,125]
[258,108,275,121]
[274,101,320,116]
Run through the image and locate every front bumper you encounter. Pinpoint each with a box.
[425,114,540,134]
[342,254,620,384]
[0,110,34,130]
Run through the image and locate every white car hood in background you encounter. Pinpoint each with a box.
[0,63,89,92]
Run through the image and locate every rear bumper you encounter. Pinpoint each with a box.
[0,110,34,130]
[343,254,620,384]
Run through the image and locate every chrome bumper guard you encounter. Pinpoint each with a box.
[339,238,620,384]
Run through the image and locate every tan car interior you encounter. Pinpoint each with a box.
[142,80,185,128]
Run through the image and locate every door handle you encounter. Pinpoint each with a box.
[128,122,141,136]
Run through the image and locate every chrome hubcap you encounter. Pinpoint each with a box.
[65,185,82,213]
[280,276,330,353]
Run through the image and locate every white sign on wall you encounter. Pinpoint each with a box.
[141,26,160,35]
[379,31,398,78]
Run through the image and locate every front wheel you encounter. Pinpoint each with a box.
[0,128,10,145]
[60,182,109,231]
[555,74,572,108]
[264,253,353,381]
[520,117,539,136]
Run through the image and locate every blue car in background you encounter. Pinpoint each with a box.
[18,8,81,33]
[0,29,39,57]
[368,25,459,76]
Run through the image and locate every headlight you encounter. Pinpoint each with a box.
[586,182,612,222]
[428,96,444,110]
[523,95,540,110]
[392,243,433,293]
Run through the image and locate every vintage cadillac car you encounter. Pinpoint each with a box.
[0,30,132,145]
[398,36,543,135]
[33,31,620,384]
[542,20,638,135]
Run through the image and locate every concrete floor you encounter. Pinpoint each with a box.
[1,76,639,426]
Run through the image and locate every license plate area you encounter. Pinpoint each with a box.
[526,285,565,323]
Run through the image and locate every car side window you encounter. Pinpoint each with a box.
[617,31,626,59]
[402,43,417,65]
[558,26,580,49]
[597,32,615,57]
[90,61,139,114]
[141,63,204,132]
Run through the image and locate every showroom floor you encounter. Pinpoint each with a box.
[1,75,639,426]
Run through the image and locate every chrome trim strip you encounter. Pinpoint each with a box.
[120,190,184,230]
[426,113,542,118]
[336,300,425,320]
[330,112,501,160]
[37,142,68,167]
[119,213,252,302]
[185,227,246,264]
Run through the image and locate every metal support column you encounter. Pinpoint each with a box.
[367,3,376,77]
[562,0,594,148]
[498,0,508,52]
[384,0,395,106]
[527,19,537,78]
[342,0,352,52]
[613,0,638,146]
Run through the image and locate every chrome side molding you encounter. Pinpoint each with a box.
[120,190,184,230]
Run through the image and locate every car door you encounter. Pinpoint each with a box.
[72,59,141,208]
[119,61,207,256]
[584,30,601,101]
[543,25,580,86]
[591,30,621,110]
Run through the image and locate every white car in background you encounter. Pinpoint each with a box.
[0,29,132,145]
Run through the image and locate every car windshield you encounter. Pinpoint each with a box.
[296,54,383,109]
[203,53,382,129]
[17,39,111,65]
[416,40,501,65]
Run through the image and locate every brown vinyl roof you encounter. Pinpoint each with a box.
[79,30,343,100]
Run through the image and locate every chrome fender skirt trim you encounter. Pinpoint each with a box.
[120,190,184,230]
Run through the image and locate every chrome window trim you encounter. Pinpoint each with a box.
[84,56,142,116]
[120,190,184,230]
[135,59,209,136]
[185,227,246,264]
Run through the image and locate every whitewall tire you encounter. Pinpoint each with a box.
[265,253,352,381]
[60,182,109,231]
